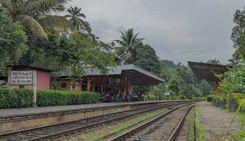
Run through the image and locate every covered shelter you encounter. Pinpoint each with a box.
[188,62,231,92]
[53,65,165,99]
[188,62,230,84]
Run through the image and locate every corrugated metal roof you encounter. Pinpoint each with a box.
[59,65,165,83]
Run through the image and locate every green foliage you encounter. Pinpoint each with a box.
[160,60,177,80]
[0,0,69,39]
[212,93,245,112]
[147,60,213,100]
[219,66,245,94]
[195,107,206,141]
[206,94,215,102]
[143,95,158,101]
[115,28,144,63]
[66,6,91,33]
[234,130,245,141]
[198,81,213,96]
[188,107,206,141]
[167,64,203,99]
[206,58,221,64]
[62,32,116,89]
[0,7,27,73]
[0,88,101,108]
[225,93,245,111]
[125,44,160,75]
[231,7,245,62]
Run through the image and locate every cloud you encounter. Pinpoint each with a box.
[68,0,244,64]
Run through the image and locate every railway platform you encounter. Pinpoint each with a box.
[0,100,191,140]
[1,101,184,136]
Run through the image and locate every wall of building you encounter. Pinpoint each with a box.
[36,71,50,90]
[56,80,81,91]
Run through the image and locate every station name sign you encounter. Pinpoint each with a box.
[9,71,34,85]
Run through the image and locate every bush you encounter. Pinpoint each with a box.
[212,93,245,112]
[0,88,101,108]
[193,97,206,102]
[225,93,245,112]
[206,95,214,102]
[144,95,158,101]
[238,99,245,112]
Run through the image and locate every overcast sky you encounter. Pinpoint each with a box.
[68,0,244,65]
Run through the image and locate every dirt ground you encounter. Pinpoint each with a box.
[198,102,241,141]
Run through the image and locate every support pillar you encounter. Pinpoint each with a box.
[87,79,91,92]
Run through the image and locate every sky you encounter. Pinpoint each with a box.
[68,0,244,65]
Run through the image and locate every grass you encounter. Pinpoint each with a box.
[234,111,245,141]
[65,108,167,141]
[187,109,195,141]
[195,107,206,141]
[187,107,205,141]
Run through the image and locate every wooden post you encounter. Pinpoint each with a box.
[87,79,91,92]
[100,76,103,94]
[128,82,132,96]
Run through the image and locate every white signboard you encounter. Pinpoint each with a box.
[164,92,170,96]
[9,71,34,85]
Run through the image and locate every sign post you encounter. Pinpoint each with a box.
[32,70,37,108]
[8,70,37,107]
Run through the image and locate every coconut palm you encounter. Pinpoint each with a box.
[0,0,69,39]
[65,6,91,32]
[115,28,144,63]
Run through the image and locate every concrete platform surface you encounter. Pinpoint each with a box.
[0,102,126,118]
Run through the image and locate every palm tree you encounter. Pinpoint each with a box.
[65,6,91,32]
[0,0,68,39]
[115,28,144,64]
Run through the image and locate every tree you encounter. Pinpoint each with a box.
[66,6,91,33]
[115,28,144,64]
[231,7,245,62]
[126,44,161,75]
[0,0,68,39]
[0,7,27,74]
[198,80,213,96]
[219,66,245,94]
[160,60,177,81]
[207,58,221,64]
[56,32,116,90]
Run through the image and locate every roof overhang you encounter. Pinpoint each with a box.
[58,65,165,85]
[188,61,231,84]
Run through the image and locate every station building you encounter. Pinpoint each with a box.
[53,65,165,96]
[0,65,165,97]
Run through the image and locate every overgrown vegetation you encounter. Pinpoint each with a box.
[0,2,116,86]
[144,61,213,100]
[187,107,205,141]
[0,88,101,108]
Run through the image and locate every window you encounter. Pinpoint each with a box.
[60,83,67,88]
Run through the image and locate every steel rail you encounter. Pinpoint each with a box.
[167,105,195,141]
[108,104,194,141]
[28,104,177,141]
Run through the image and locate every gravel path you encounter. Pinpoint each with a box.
[198,102,241,141]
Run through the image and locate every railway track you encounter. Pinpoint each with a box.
[109,104,194,141]
[0,102,187,141]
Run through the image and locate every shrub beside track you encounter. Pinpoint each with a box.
[0,88,101,108]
